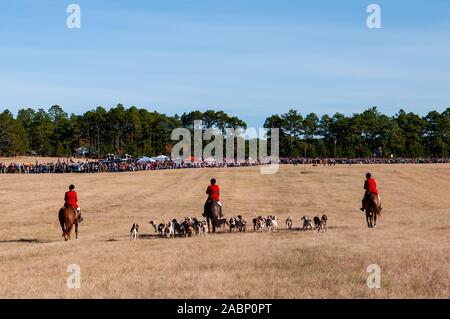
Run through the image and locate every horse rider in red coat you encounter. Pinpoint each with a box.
[361,173,382,212]
[65,184,83,222]
[203,178,223,218]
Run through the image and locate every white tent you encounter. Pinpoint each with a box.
[152,155,170,162]
[137,156,155,163]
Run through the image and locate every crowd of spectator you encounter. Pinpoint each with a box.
[1,157,449,174]
[282,157,450,166]
[0,158,262,174]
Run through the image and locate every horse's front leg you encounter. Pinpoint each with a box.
[207,217,211,233]
[75,222,78,239]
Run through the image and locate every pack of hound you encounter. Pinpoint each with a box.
[290,214,328,233]
[252,215,278,232]
[227,215,247,232]
[148,217,208,238]
[130,213,328,240]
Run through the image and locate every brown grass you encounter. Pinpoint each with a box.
[0,162,449,298]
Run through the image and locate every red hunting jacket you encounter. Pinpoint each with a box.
[364,178,379,195]
[206,184,220,202]
[64,190,79,209]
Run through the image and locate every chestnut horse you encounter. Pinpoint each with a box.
[204,200,221,233]
[58,206,78,240]
[363,194,381,228]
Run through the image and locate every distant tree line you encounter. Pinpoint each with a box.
[0,105,449,158]
[265,107,450,158]
[0,104,247,157]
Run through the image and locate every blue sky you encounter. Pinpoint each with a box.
[0,0,449,128]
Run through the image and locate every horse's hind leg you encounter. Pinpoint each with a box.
[65,222,73,240]
[61,224,66,239]
[61,222,69,240]
[63,228,69,241]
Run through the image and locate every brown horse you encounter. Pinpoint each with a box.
[58,206,78,240]
[204,200,221,233]
[363,194,381,228]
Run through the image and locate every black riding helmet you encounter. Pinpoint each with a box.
[210,178,216,185]
[366,173,371,179]
[69,184,75,190]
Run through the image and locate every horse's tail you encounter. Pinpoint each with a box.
[58,208,66,233]
[375,207,381,216]
[370,194,382,216]
[209,201,221,228]
[212,213,220,228]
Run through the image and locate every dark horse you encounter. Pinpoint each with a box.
[58,206,79,240]
[204,200,221,233]
[363,194,381,228]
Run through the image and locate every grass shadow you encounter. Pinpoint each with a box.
[105,233,161,242]
[0,238,51,244]
[104,226,341,242]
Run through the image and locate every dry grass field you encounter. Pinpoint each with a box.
[0,161,449,298]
